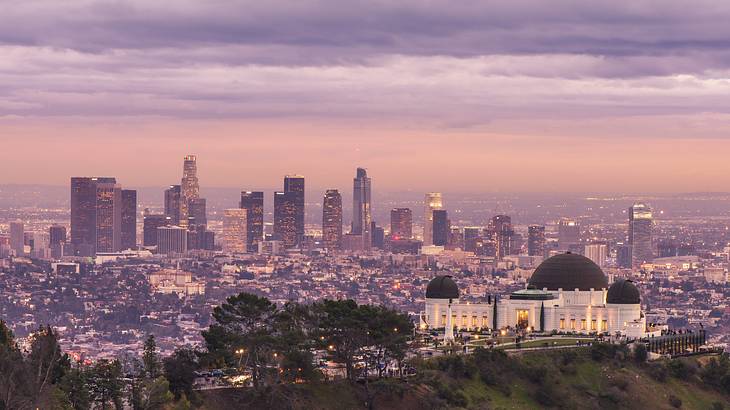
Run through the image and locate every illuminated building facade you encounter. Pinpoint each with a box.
[352,168,372,249]
[629,203,653,267]
[423,192,443,246]
[223,208,248,253]
[390,208,413,240]
[322,189,343,250]
[240,191,264,252]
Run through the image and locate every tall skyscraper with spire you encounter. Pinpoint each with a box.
[322,189,343,250]
[180,155,200,229]
[423,192,443,246]
[629,202,653,267]
[352,168,372,250]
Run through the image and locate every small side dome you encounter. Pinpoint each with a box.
[426,275,459,299]
[606,279,641,304]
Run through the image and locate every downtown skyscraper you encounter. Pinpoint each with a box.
[352,168,372,250]
[164,185,182,225]
[432,209,450,246]
[121,189,137,250]
[390,208,413,240]
[223,208,248,253]
[179,155,200,229]
[274,190,298,248]
[527,225,546,257]
[284,175,305,243]
[491,214,513,259]
[629,202,654,267]
[322,189,343,250]
[423,192,443,246]
[240,191,264,252]
[71,177,121,256]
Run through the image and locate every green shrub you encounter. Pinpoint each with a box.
[647,362,668,383]
[633,344,648,363]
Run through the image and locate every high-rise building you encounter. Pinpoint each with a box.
[9,221,24,256]
[463,226,482,253]
[71,177,116,256]
[121,189,137,250]
[284,175,305,243]
[371,222,385,249]
[491,215,513,259]
[616,243,632,268]
[157,225,187,254]
[240,191,264,252]
[584,243,608,268]
[352,168,372,249]
[432,210,450,246]
[527,225,546,257]
[274,191,298,248]
[49,225,67,247]
[143,212,171,247]
[180,155,200,229]
[94,180,122,253]
[188,197,207,228]
[423,193,443,246]
[322,189,343,250]
[629,203,653,267]
[390,208,413,240]
[164,185,182,225]
[558,218,580,250]
[223,209,247,253]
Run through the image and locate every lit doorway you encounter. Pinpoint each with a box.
[517,310,529,329]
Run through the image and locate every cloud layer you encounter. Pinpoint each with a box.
[1,1,729,191]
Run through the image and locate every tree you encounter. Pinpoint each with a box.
[539,302,545,332]
[59,365,91,410]
[131,377,174,410]
[313,299,412,384]
[202,292,279,387]
[0,320,32,410]
[87,359,125,410]
[163,348,198,400]
[313,299,370,382]
[142,335,162,379]
[28,325,71,406]
[492,296,498,330]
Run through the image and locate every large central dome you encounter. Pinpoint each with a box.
[528,253,608,291]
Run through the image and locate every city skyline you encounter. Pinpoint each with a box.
[1,2,729,407]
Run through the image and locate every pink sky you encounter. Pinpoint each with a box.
[1,1,730,192]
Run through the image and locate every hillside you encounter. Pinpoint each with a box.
[198,347,730,410]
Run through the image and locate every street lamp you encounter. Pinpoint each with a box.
[235,348,246,368]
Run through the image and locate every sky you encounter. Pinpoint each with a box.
[1,0,730,193]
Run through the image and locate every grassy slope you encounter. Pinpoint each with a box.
[198,350,730,410]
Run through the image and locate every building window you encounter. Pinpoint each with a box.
[482,316,488,327]
[441,315,446,326]
[591,320,597,331]
[601,320,608,331]
[461,315,466,326]
[559,318,565,329]
[581,319,587,330]
[472,316,478,326]
[570,319,576,329]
